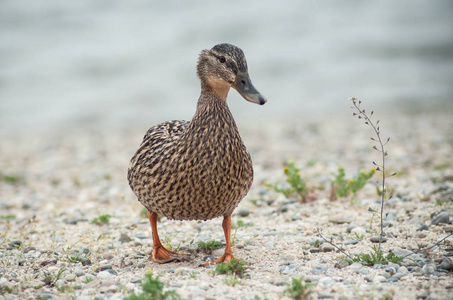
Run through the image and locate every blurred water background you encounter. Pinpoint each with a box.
[1,0,452,136]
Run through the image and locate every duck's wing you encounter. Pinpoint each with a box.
[127,120,190,186]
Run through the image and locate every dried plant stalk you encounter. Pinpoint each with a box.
[350,97,395,251]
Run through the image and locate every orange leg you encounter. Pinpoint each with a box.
[147,211,187,263]
[202,216,237,266]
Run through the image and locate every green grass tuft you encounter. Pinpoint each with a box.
[214,259,248,278]
[90,214,112,225]
[284,277,313,300]
[198,240,223,254]
[124,272,179,300]
[345,246,403,266]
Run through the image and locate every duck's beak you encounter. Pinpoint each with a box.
[233,71,267,105]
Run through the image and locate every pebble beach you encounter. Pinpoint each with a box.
[1,105,452,299]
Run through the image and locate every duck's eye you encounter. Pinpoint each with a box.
[218,56,226,63]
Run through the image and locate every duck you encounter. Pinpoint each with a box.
[127,43,266,266]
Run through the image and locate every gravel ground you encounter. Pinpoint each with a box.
[1,106,452,299]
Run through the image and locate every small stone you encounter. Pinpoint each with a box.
[74,268,85,277]
[373,275,386,283]
[0,277,9,287]
[98,264,113,271]
[212,248,225,256]
[397,266,409,274]
[385,266,397,274]
[81,257,92,266]
[344,239,359,245]
[40,258,57,266]
[23,246,37,253]
[106,269,118,276]
[388,273,406,282]
[346,224,359,233]
[279,206,289,213]
[80,248,91,255]
[391,248,413,257]
[370,236,387,243]
[291,215,301,221]
[64,273,76,282]
[264,241,275,249]
[311,265,327,275]
[309,248,320,253]
[63,217,88,224]
[320,244,335,252]
[135,233,150,239]
[440,258,453,270]
[54,279,64,288]
[422,263,437,275]
[119,233,132,243]
[334,260,349,269]
[18,259,26,266]
[416,224,429,231]
[400,258,417,267]
[431,212,450,225]
[103,253,115,260]
[319,277,336,285]
[329,216,351,224]
[444,225,453,233]
[97,271,114,279]
[237,207,250,217]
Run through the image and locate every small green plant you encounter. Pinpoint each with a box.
[214,259,248,278]
[330,165,375,200]
[434,163,450,171]
[223,274,240,286]
[346,245,403,266]
[140,208,148,219]
[124,272,180,300]
[42,267,67,287]
[232,220,254,228]
[0,285,14,295]
[67,253,83,263]
[90,214,112,225]
[1,173,23,184]
[0,215,15,220]
[284,277,312,300]
[198,240,223,254]
[82,276,94,284]
[265,160,308,203]
[353,232,365,240]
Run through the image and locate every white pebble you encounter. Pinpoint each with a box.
[64,273,76,282]
[373,275,386,283]
[97,271,114,279]
[351,227,366,236]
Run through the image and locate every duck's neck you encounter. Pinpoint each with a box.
[191,84,239,133]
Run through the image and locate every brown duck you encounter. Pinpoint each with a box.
[128,43,266,265]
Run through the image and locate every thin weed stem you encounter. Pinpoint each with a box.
[350,97,394,252]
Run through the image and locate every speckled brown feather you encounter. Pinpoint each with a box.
[127,44,255,221]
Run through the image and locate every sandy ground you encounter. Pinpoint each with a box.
[1,106,452,299]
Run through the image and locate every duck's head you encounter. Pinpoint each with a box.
[197,43,267,105]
